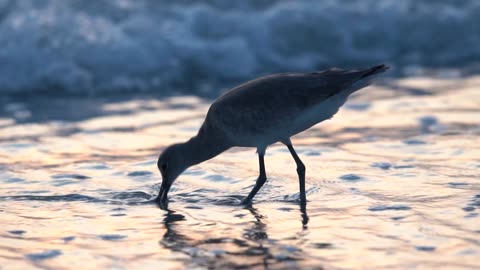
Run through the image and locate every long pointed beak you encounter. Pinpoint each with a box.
[156,177,172,209]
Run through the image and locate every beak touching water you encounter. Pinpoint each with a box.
[156,172,171,209]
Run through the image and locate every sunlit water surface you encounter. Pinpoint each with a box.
[1,77,479,269]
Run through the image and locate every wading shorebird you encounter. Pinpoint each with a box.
[156,65,389,208]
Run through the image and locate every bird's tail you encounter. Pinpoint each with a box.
[360,64,389,79]
[342,64,389,95]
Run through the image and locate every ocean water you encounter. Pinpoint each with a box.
[1,2,480,268]
[1,0,480,94]
[1,76,479,269]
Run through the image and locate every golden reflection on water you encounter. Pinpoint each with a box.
[0,76,479,269]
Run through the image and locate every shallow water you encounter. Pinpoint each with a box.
[1,77,480,269]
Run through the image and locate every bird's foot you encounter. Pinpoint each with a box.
[240,198,252,206]
[155,196,169,210]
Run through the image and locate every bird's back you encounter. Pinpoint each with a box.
[200,65,388,147]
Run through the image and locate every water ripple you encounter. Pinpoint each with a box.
[368,205,412,212]
[51,174,90,180]
[0,194,103,202]
[26,250,62,261]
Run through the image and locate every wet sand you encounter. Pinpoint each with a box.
[0,76,479,269]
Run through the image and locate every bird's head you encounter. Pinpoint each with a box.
[156,143,189,208]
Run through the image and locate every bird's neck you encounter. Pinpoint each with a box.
[181,134,230,167]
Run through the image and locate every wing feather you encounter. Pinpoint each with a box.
[205,66,386,136]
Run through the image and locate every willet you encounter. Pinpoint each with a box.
[156,64,389,208]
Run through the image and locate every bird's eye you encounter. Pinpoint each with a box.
[161,163,168,170]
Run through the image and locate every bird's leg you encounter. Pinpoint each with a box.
[242,149,266,205]
[283,140,307,205]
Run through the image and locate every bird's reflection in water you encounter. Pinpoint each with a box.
[160,210,187,250]
[159,203,309,269]
[240,206,270,269]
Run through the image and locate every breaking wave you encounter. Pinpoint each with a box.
[1,0,479,95]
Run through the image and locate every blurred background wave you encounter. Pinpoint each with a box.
[1,0,479,95]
